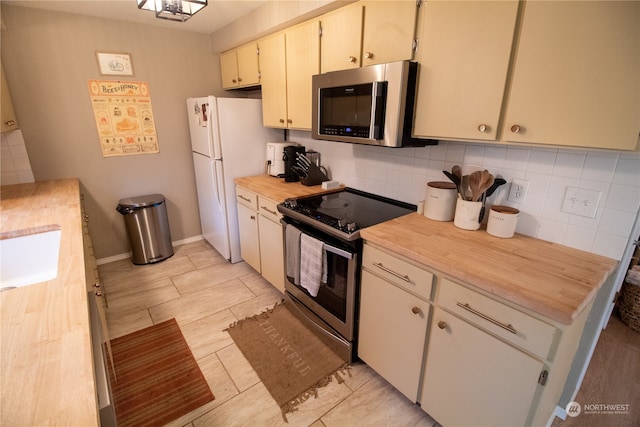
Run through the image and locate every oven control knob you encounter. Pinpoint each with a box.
[346,222,357,232]
[286,199,297,208]
[337,218,346,228]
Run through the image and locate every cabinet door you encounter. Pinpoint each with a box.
[259,32,288,128]
[503,1,639,150]
[1,63,19,132]
[413,0,519,141]
[285,19,320,130]
[220,50,239,89]
[358,270,429,401]
[258,215,285,293]
[237,42,260,87]
[361,0,418,66]
[421,308,544,427]
[237,203,261,273]
[320,4,363,73]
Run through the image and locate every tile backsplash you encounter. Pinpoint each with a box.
[290,130,640,261]
[1,130,34,186]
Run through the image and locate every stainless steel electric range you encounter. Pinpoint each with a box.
[278,188,416,362]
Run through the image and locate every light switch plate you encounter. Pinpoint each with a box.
[561,186,601,218]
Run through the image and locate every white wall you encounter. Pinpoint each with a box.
[291,130,640,261]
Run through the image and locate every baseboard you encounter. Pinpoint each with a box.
[95,235,204,265]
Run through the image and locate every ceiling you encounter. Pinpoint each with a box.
[1,0,268,34]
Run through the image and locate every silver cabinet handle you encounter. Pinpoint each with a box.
[364,52,373,59]
[348,55,357,63]
[510,124,522,134]
[478,124,489,133]
[372,262,410,282]
[260,206,277,216]
[437,320,447,329]
[238,195,251,202]
[456,302,517,334]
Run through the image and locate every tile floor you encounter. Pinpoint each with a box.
[99,240,438,427]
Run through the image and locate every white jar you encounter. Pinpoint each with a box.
[424,181,457,221]
[453,199,483,230]
[487,205,520,238]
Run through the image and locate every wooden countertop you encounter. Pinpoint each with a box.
[235,174,342,203]
[0,179,98,426]
[361,213,618,325]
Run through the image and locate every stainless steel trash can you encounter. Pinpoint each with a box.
[116,194,174,265]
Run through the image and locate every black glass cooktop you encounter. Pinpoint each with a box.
[278,188,416,241]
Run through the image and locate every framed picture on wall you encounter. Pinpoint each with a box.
[96,52,135,76]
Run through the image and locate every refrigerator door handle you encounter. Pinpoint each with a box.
[212,161,224,213]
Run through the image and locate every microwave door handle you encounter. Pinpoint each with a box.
[369,82,379,139]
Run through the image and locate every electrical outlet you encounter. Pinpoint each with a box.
[507,179,529,203]
[561,186,601,218]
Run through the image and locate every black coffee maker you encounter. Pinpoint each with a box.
[283,145,305,182]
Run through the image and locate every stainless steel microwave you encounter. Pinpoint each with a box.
[311,61,435,147]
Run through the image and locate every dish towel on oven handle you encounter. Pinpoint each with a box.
[285,224,302,285]
[300,233,327,297]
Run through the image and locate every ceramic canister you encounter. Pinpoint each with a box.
[487,205,520,238]
[424,181,458,221]
[453,199,483,230]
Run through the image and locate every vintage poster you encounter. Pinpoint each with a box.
[88,80,159,157]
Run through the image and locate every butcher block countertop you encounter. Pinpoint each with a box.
[234,174,342,202]
[361,213,618,325]
[0,179,98,426]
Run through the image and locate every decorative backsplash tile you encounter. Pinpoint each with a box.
[290,130,640,260]
[1,130,34,186]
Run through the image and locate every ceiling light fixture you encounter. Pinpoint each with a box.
[137,0,207,22]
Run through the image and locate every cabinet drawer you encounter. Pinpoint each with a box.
[438,278,558,359]
[258,196,281,223]
[236,187,257,210]
[362,244,434,300]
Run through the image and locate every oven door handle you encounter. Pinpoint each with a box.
[322,242,354,260]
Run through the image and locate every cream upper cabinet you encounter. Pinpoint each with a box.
[1,63,19,132]
[320,3,363,73]
[413,0,519,141]
[502,1,640,150]
[260,20,320,130]
[220,42,260,89]
[259,32,288,127]
[285,19,320,130]
[361,0,419,66]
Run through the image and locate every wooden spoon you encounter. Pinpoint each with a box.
[468,171,482,202]
[452,165,463,197]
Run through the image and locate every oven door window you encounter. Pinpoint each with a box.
[307,251,348,322]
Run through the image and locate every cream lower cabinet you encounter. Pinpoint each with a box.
[359,243,593,427]
[257,197,285,293]
[358,243,433,401]
[236,185,285,292]
[421,307,545,427]
[236,187,261,273]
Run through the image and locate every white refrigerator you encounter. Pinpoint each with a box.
[186,96,281,263]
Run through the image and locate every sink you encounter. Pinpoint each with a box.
[0,225,62,291]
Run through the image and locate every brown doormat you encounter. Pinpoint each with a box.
[226,302,349,421]
[108,318,214,427]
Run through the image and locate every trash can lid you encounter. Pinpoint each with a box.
[117,194,165,208]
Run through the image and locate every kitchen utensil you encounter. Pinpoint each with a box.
[452,165,462,196]
[468,171,482,202]
[299,162,329,186]
[485,178,507,198]
[461,175,470,201]
[442,170,462,199]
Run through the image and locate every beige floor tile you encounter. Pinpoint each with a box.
[148,278,255,325]
[105,277,180,314]
[102,255,195,293]
[228,291,285,321]
[106,308,154,339]
[179,309,238,360]
[320,374,435,427]
[341,360,377,392]
[172,262,256,295]
[239,272,281,297]
[216,343,260,392]
[193,382,286,427]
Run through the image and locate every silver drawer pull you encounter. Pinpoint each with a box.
[238,195,251,202]
[456,302,517,335]
[260,206,277,216]
[373,262,410,282]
